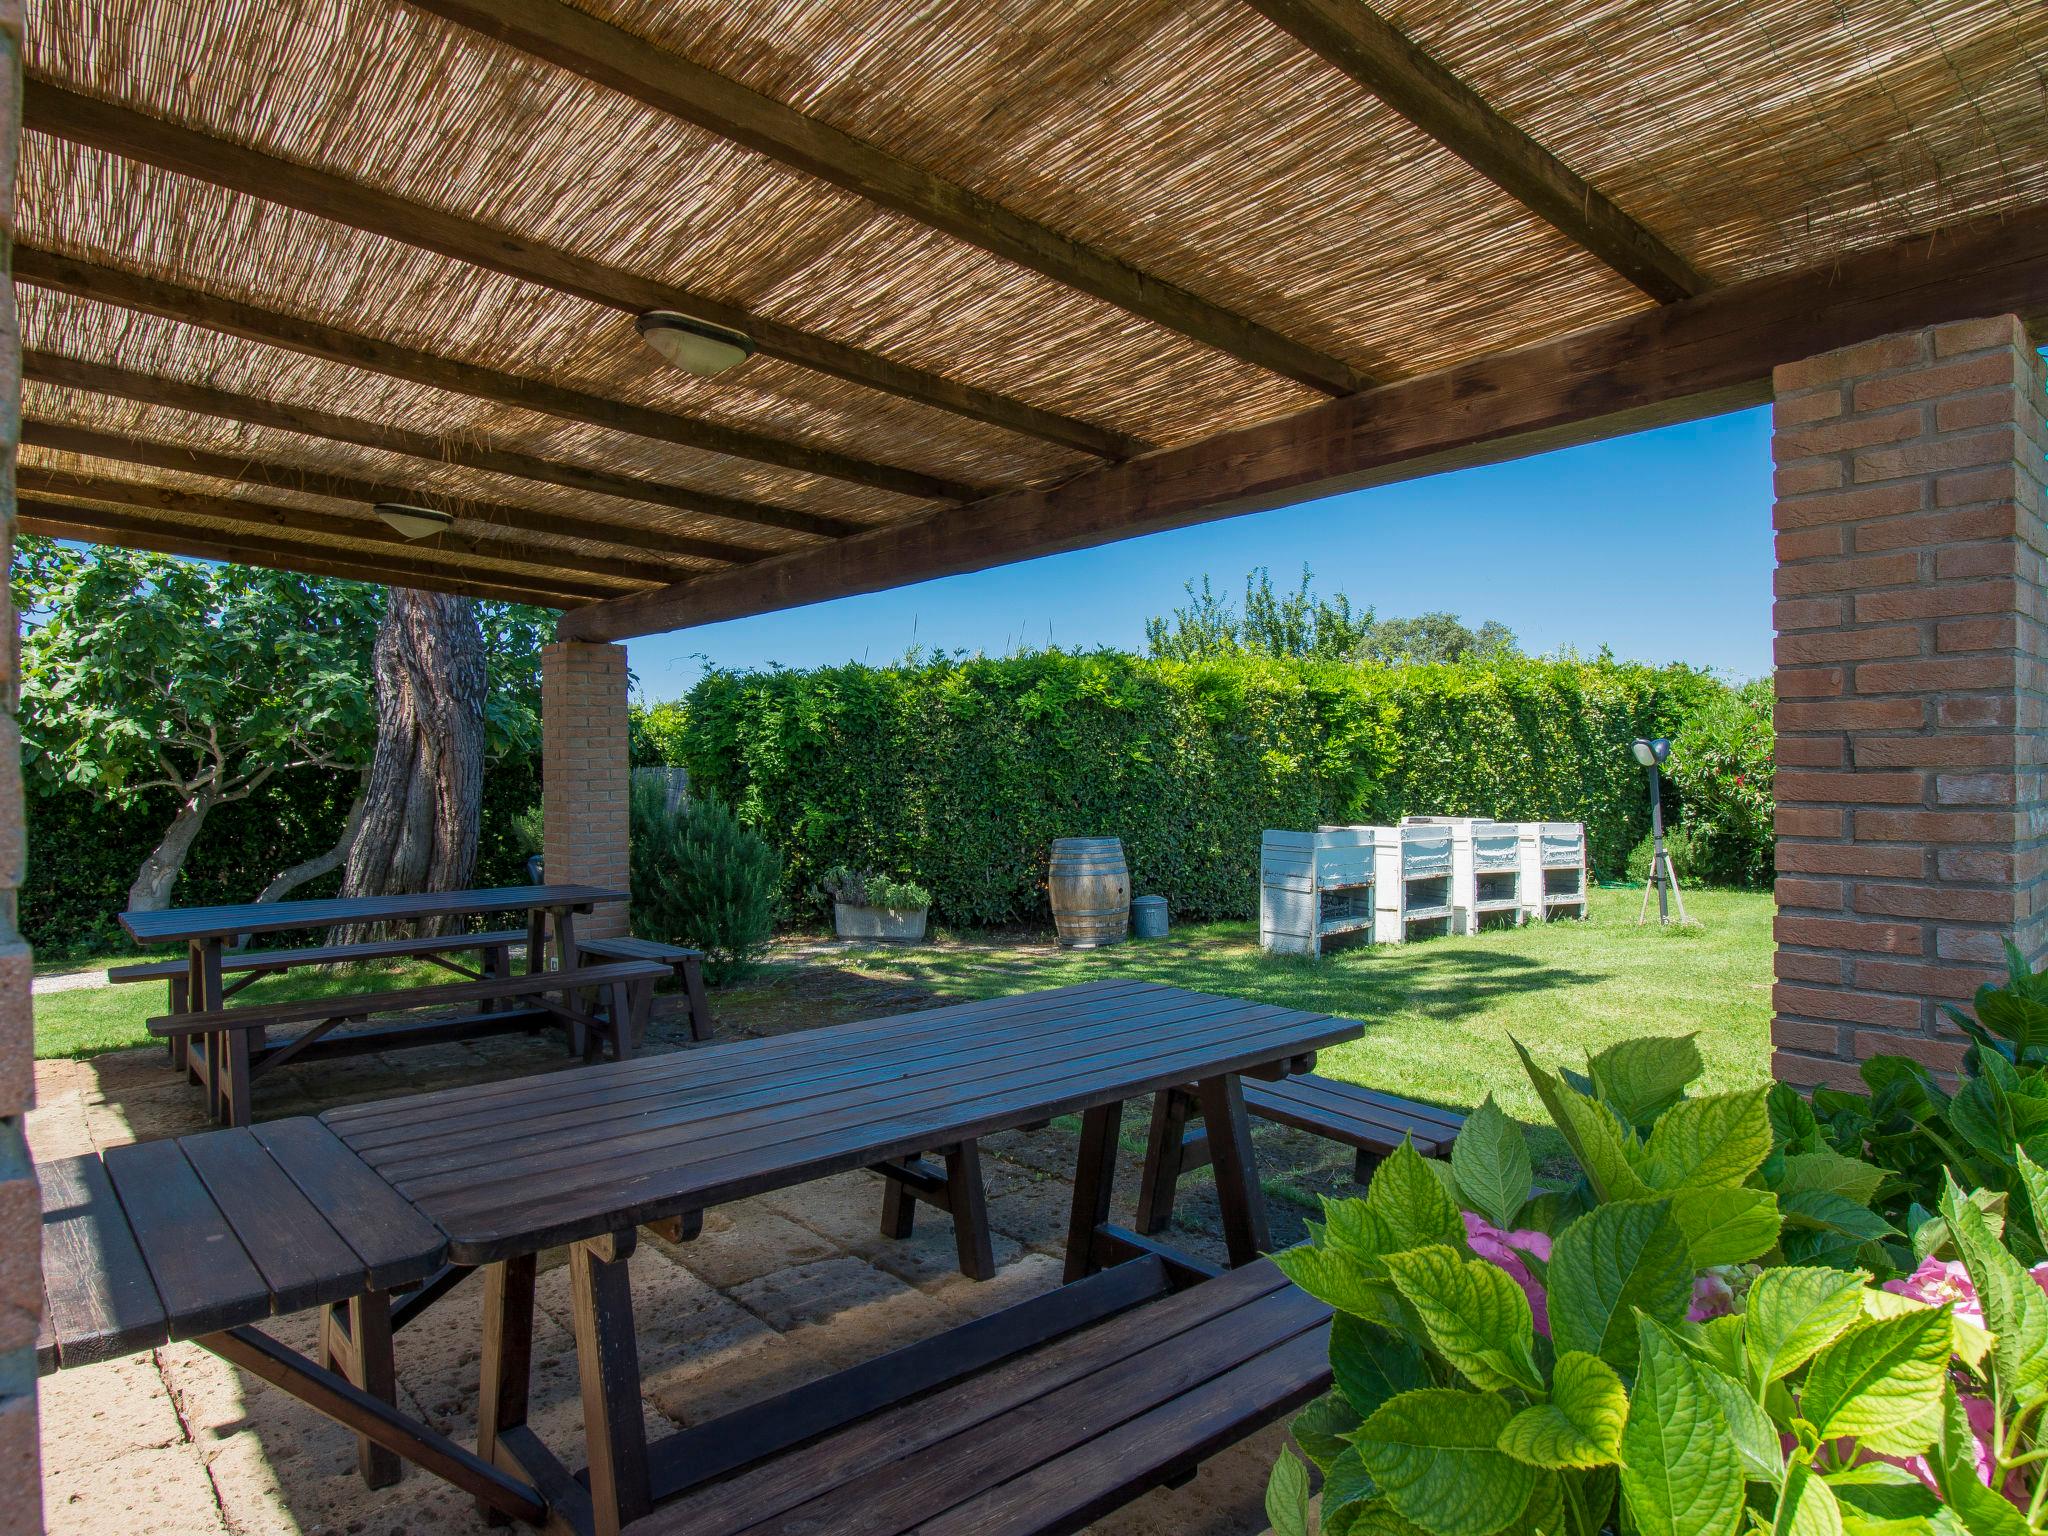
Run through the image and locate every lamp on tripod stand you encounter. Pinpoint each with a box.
[1632,737,1689,926]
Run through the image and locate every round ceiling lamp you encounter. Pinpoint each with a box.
[636,311,755,377]
[373,503,456,540]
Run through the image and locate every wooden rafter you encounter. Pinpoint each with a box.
[16,464,678,588]
[22,79,1144,461]
[20,419,753,573]
[558,199,2048,641]
[24,351,861,543]
[19,500,601,608]
[16,246,976,504]
[1242,0,1707,302]
[402,0,1373,397]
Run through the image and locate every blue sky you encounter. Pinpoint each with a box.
[626,403,1776,701]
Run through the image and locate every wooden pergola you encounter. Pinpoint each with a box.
[2,0,2047,1510]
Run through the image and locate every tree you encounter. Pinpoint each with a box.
[1144,566,1517,666]
[1355,611,1518,665]
[13,538,379,910]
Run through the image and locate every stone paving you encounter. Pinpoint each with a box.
[29,961,1330,1535]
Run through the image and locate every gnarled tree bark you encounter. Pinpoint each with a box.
[335,589,486,938]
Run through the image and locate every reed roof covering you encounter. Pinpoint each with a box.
[15,0,2048,617]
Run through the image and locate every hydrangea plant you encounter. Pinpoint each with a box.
[1264,1036,2048,1534]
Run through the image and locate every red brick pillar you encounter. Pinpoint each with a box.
[541,641,632,941]
[0,0,41,1520]
[1771,315,2048,1090]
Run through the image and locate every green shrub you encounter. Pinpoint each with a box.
[627,780,781,983]
[1622,826,1696,884]
[819,866,932,910]
[1667,677,1774,888]
[679,651,1722,928]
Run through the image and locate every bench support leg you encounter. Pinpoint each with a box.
[679,954,712,1043]
[1355,1146,1383,1185]
[1064,1101,1123,1284]
[569,1230,651,1536]
[877,1155,919,1241]
[1196,1074,1269,1268]
[476,1254,536,1526]
[322,1291,401,1488]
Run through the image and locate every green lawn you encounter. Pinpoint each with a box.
[835,885,1774,1149]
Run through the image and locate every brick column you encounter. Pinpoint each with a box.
[541,641,632,941]
[1771,315,2048,1090]
[0,0,41,1520]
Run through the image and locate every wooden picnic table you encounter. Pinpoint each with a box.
[118,884,635,1126]
[40,979,1359,1536]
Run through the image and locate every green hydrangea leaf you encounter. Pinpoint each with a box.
[1266,1446,1314,1536]
[1291,1390,1363,1475]
[1940,1174,2048,1406]
[1669,1185,1782,1267]
[1619,1316,1748,1536]
[1271,1242,1403,1329]
[1497,1351,1626,1469]
[1515,1040,1651,1201]
[1383,1244,1542,1392]
[1640,1088,1774,1191]
[1367,1141,1466,1252]
[1547,1199,1693,1372]
[1773,1149,1890,1210]
[1334,1504,1430,1536]
[1587,1034,1704,1131]
[1450,1095,1533,1232]
[1772,1460,1846,1536]
[1331,1314,1429,1420]
[1824,1462,1952,1535]
[1321,1197,1397,1272]
[1801,1306,1951,1458]
[1860,1286,1994,1372]
[1696,1359,1786,1486]
[1356,1388,1535,1536]
[1928,1384,2031,1535]
[1326,1445,1376,1509]
[1747,1266,1869,1385]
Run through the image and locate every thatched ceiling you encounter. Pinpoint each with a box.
[14,0,2048,621]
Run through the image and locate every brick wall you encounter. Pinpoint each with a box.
[541,641,631,942]
[1771,315,2048,1089]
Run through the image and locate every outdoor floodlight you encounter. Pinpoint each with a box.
[1632,737,1687,925]
[373,503,456,540]
[637,311,755,376]
[1631,736,1671,768]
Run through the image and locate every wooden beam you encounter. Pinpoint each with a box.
[23,351,861,542]
[402,0,1372,398]
[22,80,1140,461]
[19,501,595,608]
[16,468,651,594]
[20,418,747,576]
[1242,0,1707,303]
[559,198,2048,641]
[16,246,974,504]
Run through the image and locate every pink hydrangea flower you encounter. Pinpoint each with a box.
[1883,1256,1985,1329]
[1688,1270,1735,1322]
[1462,1211,1552,1335]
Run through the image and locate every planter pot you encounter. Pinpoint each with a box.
[834,900,929,943]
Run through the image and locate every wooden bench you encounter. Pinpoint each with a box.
[578,935,713,1043]
[619,1254,1331,1536]
[150,958,671,1126]
[1135,1074,1465,1234]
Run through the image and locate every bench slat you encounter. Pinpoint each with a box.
[101,1138,272,1338]
[249,1119,448,1292]
[109,929,526,985]
[38,1153,169,1371]
[580,937,703,964]
[1244,1075,1465,1155]
[1260,1076,1468,1132]
[637,1260,1305,1536]
[148,959,670,1036]
[179,1129,381,1316]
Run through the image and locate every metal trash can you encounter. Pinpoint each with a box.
[1130,894,1169,939]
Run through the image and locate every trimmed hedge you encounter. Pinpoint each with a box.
[679,652,1725,927]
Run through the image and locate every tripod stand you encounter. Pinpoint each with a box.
[1636,757,1689,926]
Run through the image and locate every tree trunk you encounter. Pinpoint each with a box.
[336,590,487,939]
[126,786,221,912]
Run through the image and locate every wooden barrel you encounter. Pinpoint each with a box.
[1048,837,1130,949]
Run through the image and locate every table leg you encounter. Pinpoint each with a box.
[945,1140,997,1282]
[679,952,712,1043]
[1135,1088,1194,1237]
[321,1291,401,1488]
[525,909,548,976]
[197,939,226,1122]
[1195,1073,1270,1267]
[569,1230,650,1536]
[476,1255,536,1526]
[553,907,586,1057]
[165,973,191,1075]
[1063,1101,1123,1283]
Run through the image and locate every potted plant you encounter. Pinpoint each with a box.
[821,867,932,943]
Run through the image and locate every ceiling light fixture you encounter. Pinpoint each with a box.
[373,503,455,540]
[636,310,755,377]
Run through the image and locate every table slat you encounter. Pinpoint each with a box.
[120,884,625,946]
[101,1138,272,1337]
[250,1119,448,1291]
[38,1153,169,1370]
[178,1129,379,1315]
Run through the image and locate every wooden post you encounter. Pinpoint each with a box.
[1064,1102,1123,1283]
[476,1255,536,1525]
[1195,1075,1270,1267]
[569,1230,650,1535]
[321,1292,400,1488]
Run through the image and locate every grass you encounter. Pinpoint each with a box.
[832,884,1774,1159]
[32,957,462,1060]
